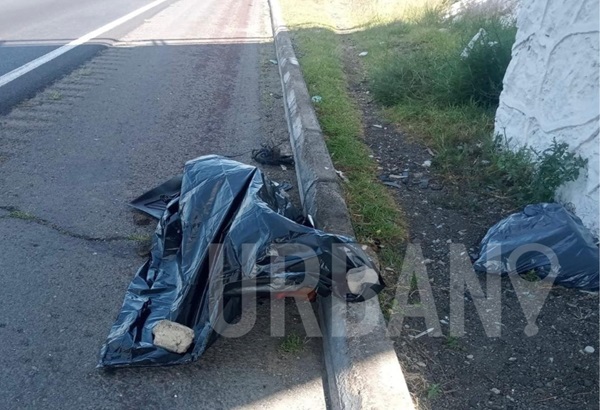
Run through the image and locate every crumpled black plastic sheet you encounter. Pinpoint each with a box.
[99,155,383,367]
[473,203,599,290]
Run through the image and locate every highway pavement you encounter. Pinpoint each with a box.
[0,0,177,113]
[0,0,328,408]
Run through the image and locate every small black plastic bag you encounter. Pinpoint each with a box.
[473,203,599,290]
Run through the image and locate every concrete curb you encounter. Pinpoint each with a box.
[267,1,415,409]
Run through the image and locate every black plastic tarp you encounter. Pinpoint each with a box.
[99,155,383,367]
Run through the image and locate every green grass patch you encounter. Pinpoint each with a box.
[9,210,37,221]
[348,5,585,206]
[427,383,442,400]
[279,333,304,354]
[444,335,463,351]
[278,2,406,245]
[48,90,63,101]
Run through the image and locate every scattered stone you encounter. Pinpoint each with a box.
[383,181,403,189]
[417,361,426,367]
[335,169,349,183]
[584,346,595,354]
[346,266,380,294]
[422,160,432,167]
[429,180,443,190]
[152,320,194,354]
[311,95,322,103]
[490,388,501,395]
[389,174,403,179]
[422,259,434,265]
[269,59,278,65]
[401,170,410,183]
[446,239,453,243]
[358,51,368,57]
[440,319,449,325]
[549,357,554,363]
[373,124,383,128]
[508,357,517,361]
[280,164,287,171]
[467,354,474,360]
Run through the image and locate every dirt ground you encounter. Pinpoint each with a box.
[341,39,600,410]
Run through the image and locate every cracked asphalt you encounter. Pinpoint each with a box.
[0,0,327,408]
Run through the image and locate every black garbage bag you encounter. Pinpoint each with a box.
[473,203,599,290]
[99,155,383,367]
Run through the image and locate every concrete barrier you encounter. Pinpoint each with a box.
[267,1,416,408]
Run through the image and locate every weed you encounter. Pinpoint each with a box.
[9,210,36,221]
[427,383,442,400]
[445,336,462,350]
[127,233,152,243]
[486,136,587,205]
[410,273,418,292]
[521,270,540,282]
[279,333,304,353]
[370,10,516,109]
[385,298,406,320]
[48,91,62,101]
[78,68,93,76]
[528,140,588,202]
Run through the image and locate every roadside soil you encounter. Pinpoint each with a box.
[340,37,599,410]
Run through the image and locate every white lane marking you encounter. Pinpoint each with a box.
[0,0,171,88]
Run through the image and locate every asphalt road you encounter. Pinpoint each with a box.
[0,0,327,408]
[0,0,177,113]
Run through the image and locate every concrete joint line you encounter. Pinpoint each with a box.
[267,0,415,408]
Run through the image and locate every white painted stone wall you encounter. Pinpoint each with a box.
[495,0,599,236]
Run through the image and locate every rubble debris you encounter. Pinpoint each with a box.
[252,145,294,166]
[152,320,195,354]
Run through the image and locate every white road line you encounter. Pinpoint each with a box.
[0,0,172,88]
